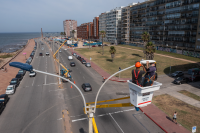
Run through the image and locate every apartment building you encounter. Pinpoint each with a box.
[106,7,124,44]
[129,0,200,51]
[99,12,107,42]
[77,22,93,39]
[93,17,99,40]
[63,20,77,37]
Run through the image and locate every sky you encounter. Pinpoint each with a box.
[0,0,141,33]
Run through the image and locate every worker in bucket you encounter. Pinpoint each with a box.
[132,62,146,86]
[143,61,156,87]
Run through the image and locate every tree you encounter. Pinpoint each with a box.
[141,31,150,58]
[60,32,63,35]
[100,31,106,55]
[109,46,116,62]
[145,41,156,60]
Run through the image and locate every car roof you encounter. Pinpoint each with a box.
[175,71,182,72]
[16,73,22,76]
[70,62,75,63]
[7,85,14,87]
[84,83,91,86]
[0,94,7,98]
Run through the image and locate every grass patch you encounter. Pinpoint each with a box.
[0,54,13,58]
[179,90,200,101]
[118,44,200,62]
[75,46,199,78]
[152,94,200,132]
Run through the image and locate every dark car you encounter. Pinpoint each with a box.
[81,60,86,64]
[15,74,23,81]
[82,83,92,92]
[171,71,184,77]
[26,60,31,64]
[77,56,81,60]
[18,69,26,76]
[80,58,84,62]
[0,102,5,114]
[70,62,76,67]
[10,78,20,88]
[0,94,9,106]
[39,53,43,56]
[173,77,189,85]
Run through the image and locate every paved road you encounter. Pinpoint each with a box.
[0,39,64,133]
[51,41,164,133]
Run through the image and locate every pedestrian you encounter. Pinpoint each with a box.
[143,61,156,87]
[132,62,146,86]
[4,67,7,72]
[103,77,106,82]
[173,111,177,124]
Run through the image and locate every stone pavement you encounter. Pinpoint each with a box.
[68,47,199,133]
[0,39,35,95]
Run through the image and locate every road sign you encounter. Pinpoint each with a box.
[192,126,196,133]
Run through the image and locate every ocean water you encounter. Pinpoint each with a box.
[0,32,60,53]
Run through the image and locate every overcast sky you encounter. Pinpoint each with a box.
[0,0,140,33]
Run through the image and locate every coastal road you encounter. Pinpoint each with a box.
[0,39,64,133]
[51,41,164,133]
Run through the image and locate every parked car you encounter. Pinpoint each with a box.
[27,57,32,63]
[0,102,5,114]
[77,56,81,60]
[30,53,34,58]
[80,58,84,62]
[15,74,23,81]
[171,71,184,77]
[173,77,189,85]
[70,62,76,67]
[10,78,20,87]
[18,69,26,76]
[68,56,73,60]
[6,85,16,95]
[76,55,79,58]
[39,53,43,56]
[81,60,86,64]
[0,94,9,106]
[46,52,49,56]
[72,53,76,56]
[29,71,36,77]
[85,63,91,67]
[26,60,31,64]
[59,50,62,53]
[82,83,92,91]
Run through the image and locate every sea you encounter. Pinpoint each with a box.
[0,32,60,53]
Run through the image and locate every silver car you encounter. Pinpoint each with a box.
[85,63,91,67]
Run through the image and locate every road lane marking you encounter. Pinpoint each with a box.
[44,83,57,85]
[83,76,85,79]
[32,77,35,86]
[44,75,47,85]
[72,118,88,122]
[57,118,62,120]
[109,113,124,133]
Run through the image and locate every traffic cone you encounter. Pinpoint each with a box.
[71,85,72,88]
[74,81,76,84]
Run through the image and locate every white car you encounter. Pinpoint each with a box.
[29,71,36,77]
[85,63,91,67]
[6,85,15,95]
[59,50,62,53]
[46,52,49,56]
[68,56,73,60]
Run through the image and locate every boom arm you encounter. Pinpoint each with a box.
[53,40,70,78]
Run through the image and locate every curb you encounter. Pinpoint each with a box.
[139,107,168,133]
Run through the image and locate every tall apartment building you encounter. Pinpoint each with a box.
[106,7,124,44]
[99,12,108,42]
[129,0,200,51]
[77,22,93,39]
[93,17,99,39]
[63,20,77,37]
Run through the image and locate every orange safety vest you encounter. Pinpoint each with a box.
[134,70,142,87]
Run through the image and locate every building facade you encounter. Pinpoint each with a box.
[63,20,77,37]
[93,17,99,40]
[106,7,124,44]
[99,13,107,42]
[77,22,93,39]
[129,0,200,51]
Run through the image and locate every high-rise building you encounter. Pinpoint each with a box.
[63,20,77,37]
[121,3,136,44]
[129,0,200,51]
[99,12,107,42]
[93,17,99,40]
[77,22,93,39]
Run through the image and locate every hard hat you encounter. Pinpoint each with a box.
[135,62,142,68]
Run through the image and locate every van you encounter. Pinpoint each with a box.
[0,94,9,106]
[188,68,200,75]
[68,56,73,60]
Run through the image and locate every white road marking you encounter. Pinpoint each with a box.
[32,77,35,86]
[44,75,47,85]
[109,113,124,133]
[83,76,85,79]
[44,83,57,85]
[57,118,62,120]
[72,118,88,122]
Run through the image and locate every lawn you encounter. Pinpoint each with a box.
[179,90,200,101]
[118,44,200,62]
[152,94,200,133]
[75,46,199,78]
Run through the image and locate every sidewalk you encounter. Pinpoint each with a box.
[0,39,35,95]
[69,47,195,133]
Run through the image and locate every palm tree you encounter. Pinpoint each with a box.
[141,31,150,58]
[145,41,156,60]
[109,46,116,62]
[100,31,106,55]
